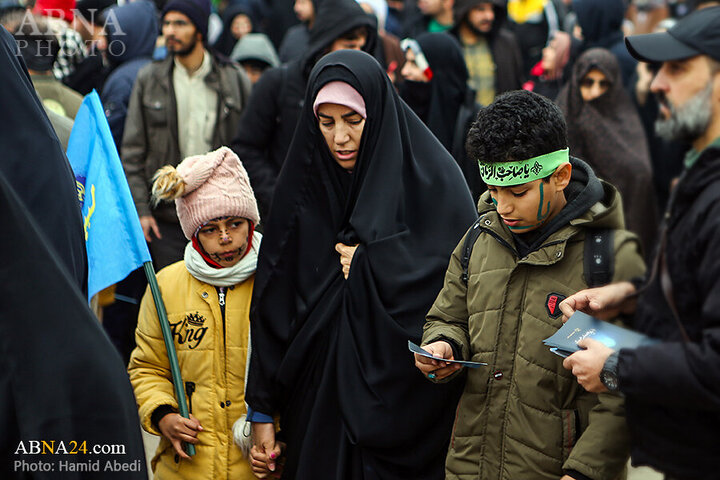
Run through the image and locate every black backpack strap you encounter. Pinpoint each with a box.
[461,217,484,286]
[584,229,615,287]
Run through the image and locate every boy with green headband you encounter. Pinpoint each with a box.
[414,90,646,480]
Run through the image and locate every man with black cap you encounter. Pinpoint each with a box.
[122,0,251,269]
[559,7,720,479]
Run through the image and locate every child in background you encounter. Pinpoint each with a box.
[128,147,259,479]
[415,90,646,480]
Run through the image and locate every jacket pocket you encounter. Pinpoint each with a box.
[142,99,167,127]
[561,409,578,461]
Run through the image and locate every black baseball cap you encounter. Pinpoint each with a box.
[625,5,720,63]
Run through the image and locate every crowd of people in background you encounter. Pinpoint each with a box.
[1,0,719,478]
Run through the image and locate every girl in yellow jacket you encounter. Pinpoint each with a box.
[128,147,259,479]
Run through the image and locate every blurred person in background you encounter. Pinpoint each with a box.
[402,0,455,36]
[400,32,482,199]
[33,0,89,82]
[506,0,568,80]
[572,0,637,89]
[450,0,523,105]
[231,32,280,84]
[523,30,573,99]
[212,2,262,57]
[278,0,317,62]
[13,15,83,119]
[358,0,406,84]
[557,47,658,257]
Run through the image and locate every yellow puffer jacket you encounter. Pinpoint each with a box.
[128,261,255,480]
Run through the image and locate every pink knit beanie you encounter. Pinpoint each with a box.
[175,147,260,240]
[313,81,367,119]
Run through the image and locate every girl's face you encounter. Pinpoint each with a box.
[231,14,252,40]
[580,68,610,102]
[197,216,250,267]
[316,103,365,171]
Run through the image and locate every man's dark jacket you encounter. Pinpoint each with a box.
[230,0,377,219]
[450,0,524,98]
[618,144,720,478]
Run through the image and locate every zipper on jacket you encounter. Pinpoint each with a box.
[217,287,227,347]
[479,225,518,258]
[185,381,196,413]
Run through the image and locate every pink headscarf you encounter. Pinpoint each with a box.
[312,81,367,119]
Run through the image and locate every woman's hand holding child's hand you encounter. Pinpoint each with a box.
[414,341,463,380]
[335,243,358,279]
[158,413,202,459]
[250,422,284,479]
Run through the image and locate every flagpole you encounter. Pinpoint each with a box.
[142,260,196,457]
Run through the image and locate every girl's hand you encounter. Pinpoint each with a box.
[250,422,284,478]
[158,413,202,459]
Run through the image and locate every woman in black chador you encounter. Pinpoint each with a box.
[245,49,478,479]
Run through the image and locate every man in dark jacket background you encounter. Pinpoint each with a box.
[561,7,720,478]
[231,0,377,219]
[450,0,523,106]
[122,0,251,270]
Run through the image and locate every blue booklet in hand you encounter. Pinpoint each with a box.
[543,311,659,358]
[408,340,487,368]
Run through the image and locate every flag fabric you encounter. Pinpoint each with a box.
[67,90,152,299]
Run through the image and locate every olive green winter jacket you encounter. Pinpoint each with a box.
[423,182,645,480]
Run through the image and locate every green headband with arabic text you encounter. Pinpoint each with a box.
[478,149,570,186]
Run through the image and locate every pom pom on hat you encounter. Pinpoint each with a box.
[169,147,260,239]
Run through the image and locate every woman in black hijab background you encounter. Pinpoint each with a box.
[246,50,477,479]
[556,47,658,257]
[399,32,483,201]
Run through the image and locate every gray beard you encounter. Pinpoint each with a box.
[655,82,713,143]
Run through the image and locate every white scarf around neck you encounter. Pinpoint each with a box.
[184,232,262,287]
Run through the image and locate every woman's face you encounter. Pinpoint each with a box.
[197,216,250,267]
[580,68,610,102]
[231,14,252,40]
[317,103,365,171]
[401,49,430,83]
[541,38,557,71]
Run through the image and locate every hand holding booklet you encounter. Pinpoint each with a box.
[543,311,659,358]
[408,340,487,368]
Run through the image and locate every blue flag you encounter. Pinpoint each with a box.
[67,90,152,300]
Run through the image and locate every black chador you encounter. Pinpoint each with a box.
[246,50,478,479]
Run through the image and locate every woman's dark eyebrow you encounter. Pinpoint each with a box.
[341,111,361,119]
[317,113,333,119]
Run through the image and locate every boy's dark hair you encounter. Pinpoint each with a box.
[466,90,568,165]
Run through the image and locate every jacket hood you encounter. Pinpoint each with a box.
[303,0,377,71]
[105,0,158,66]
[231,32,279,67]
[453,0,507,36]
[477,157,624,254]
